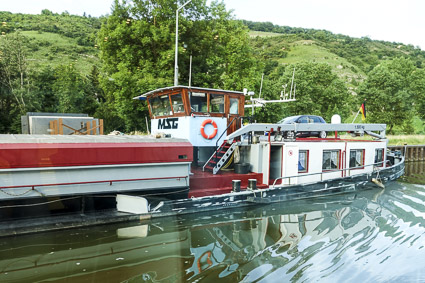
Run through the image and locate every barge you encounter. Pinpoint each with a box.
[0,86,404,235]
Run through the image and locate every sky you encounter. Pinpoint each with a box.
[1,0,424,50]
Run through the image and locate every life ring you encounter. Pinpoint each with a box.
[200,119,218,139]
[197,251,213,272]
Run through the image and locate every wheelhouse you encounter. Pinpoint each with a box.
[134,86,246,165]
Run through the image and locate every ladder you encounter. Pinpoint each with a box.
[203,141,237,174]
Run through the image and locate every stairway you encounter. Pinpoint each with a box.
[203,141,237,174]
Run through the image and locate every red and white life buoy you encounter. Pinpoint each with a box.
[200,119,218,139]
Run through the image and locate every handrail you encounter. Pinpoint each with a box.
[271,160,391,188]
[202,116,242,172]
[213,116,240,159]
[215,116,239,148]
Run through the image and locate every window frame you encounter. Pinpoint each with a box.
[322,150,341,171]
[349,149,365,170]
[374,148,385,167]
[148,94,172,118]
[169,92,187,117]
[298,150,309,173]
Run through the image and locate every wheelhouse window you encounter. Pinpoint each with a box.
[150,95,171,117]
[229,98,239,115]
[170,93,184,114]
[322,150,340,170]
[349,149,365,169]
[189,92,208,112]
[375,148,385,166]
[210,93,225,113]
[299,150,309,173]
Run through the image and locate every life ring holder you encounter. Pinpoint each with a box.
[200,119,218,139]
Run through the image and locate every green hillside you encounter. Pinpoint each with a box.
[248,27,425,94]
[20,30,100,74]
[0,10,101,74]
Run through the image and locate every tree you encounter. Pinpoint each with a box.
[358,57,417,133]
[410,68,425,121]
[98,0,257,132]
[251,62,351,123]
[0,32,32,133]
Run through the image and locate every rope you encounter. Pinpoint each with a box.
[0,188,33,197]
[221,152,234,170]
[0,196,82,209]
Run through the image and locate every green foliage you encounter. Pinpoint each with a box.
[0,32,32,132]
[358,57,422,133]
[252,62,351,123]
[281,62,351,121]
[98,0,257,132]
[244,20,425,75]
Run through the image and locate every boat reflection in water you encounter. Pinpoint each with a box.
[1,182,425,282]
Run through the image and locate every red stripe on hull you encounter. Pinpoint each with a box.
[0,142,193,169]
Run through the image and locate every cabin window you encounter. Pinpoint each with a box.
[210,93,225,113]
[375,148,385,166]
[150,95,172,117]
[299,150,309,173]
[170,93,184,113]
[190,92,208,112]
[349,149,365,169]
[322,150,339,170]
[229,98,239,114]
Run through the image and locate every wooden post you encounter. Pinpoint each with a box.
[92,120,97,135]
[86,122,91,135]
[59,118,64,135]
[53,120,58,134]
[99,119,104,135]
[49,120,54,135]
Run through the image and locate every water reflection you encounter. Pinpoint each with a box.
[403,161,425,184]
[1,181,425,282]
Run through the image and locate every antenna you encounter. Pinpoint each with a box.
[189,55,192,87]
[289,67,295,97]
[259,73,264,99]
[244,71,296,109]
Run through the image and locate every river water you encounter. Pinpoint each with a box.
[1,163,425,283]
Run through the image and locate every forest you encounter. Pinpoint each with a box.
[0,0,424,134]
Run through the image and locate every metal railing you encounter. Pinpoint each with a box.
[271,160,389,188]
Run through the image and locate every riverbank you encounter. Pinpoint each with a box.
[386,135,425,146]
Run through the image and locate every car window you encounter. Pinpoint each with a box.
[298,116,308,123]
[279,116,297,123]
[311,116,321,123]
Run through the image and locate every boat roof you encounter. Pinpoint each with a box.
[133,85,244,100]
[227,123,387,140]
[0,134,190,144]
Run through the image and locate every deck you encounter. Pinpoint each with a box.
[189,167,266,198]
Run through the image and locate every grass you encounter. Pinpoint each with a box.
[338,134,425,145]
[21,31,100,75]
[248,31,282,38]
[279,41,365,88]
[386,135,425,146]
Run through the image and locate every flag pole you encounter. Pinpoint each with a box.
[352,99,366,123]
[352,109,361,123]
